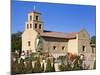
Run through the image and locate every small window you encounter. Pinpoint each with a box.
[28,41,31,46]
[36,16,39,20]
[30,24,32,28]
[39,24,41,29]
[82,46,85,52]
[30,15,32,21]
[62,46,65,50]
[27,24,29,29]
[53,46,56,50]
[35,24,37,28]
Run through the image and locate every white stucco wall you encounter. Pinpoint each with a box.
[22,29,38,53]
[68,38,78,55]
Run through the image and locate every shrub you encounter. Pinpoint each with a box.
[66,63,72,71]
[11,59,19,74]
[45,59,52,72]
[33,59,42,73]
[18,59,26,74]
[25,61,33,73]
[59,60,67,71]
[72,58,83,70]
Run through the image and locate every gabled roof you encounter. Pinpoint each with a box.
[40,31,78,39]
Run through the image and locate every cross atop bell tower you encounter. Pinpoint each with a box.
[25,9,43,33]
[33,5,36,11]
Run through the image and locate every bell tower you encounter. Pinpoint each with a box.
[22,10,43,53]
[25,11,43,33]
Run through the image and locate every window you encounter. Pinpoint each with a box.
[82,46,85,52]
[53,46,56,50]
[36,16,39,20]
[27,24,29,29]
[62,46,65,50]
[30,24,32,28]
[28,41,31,46]
[35,24,37,28]
[30,15,32,21]
[39,24,41,29]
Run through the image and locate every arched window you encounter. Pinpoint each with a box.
[36,16,39,20]
[30,15,32,21]
[28,41,31,46]
[35,23,37,28]
[82,46,85,52]
[53,46,56,50]
[39,24,41,29]
[62,46,65,50]
[30,24,32,28]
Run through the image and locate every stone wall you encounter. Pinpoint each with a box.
[42,37,68,58]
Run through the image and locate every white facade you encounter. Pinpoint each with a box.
[22,29,38,53]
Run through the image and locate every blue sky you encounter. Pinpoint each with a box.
[11,0,96,37]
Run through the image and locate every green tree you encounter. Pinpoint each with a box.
[90,36,96,44]
[45,59,52,72]
[11,32,22,52]
[33,59,42,73]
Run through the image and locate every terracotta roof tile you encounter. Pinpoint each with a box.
[40,31,78,39]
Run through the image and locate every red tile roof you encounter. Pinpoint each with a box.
[40,32,78,39]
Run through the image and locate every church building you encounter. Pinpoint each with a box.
[22,11,95,69]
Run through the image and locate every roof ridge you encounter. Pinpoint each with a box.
[40,31,77,39]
